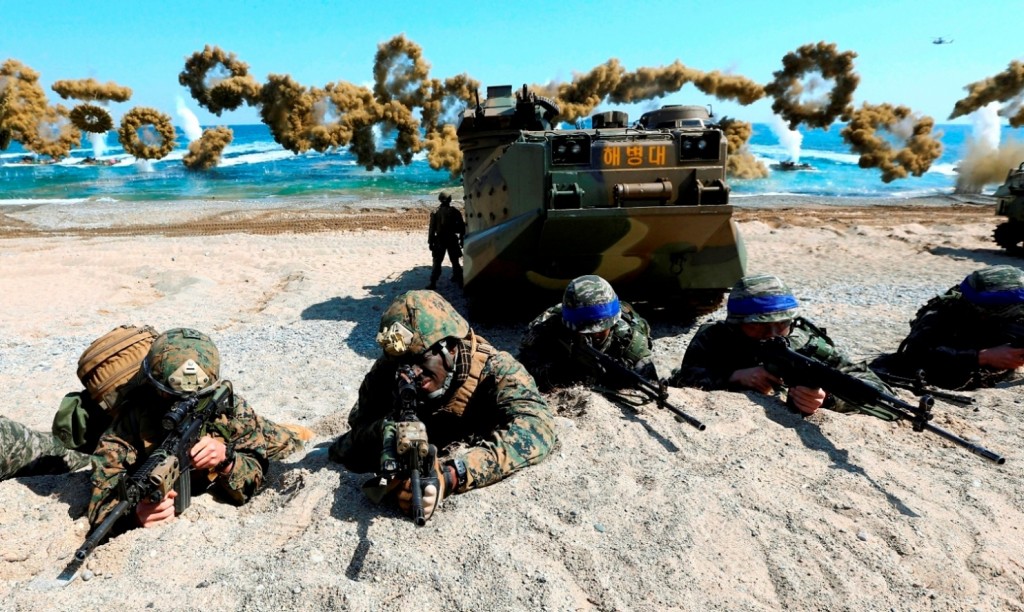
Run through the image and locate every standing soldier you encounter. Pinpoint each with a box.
[427,191,466,290]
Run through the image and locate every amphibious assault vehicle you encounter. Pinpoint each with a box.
[992,162,1024,255]
[456,84,746,313]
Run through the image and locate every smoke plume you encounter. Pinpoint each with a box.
[51,78,132,102]
[183,126,233,170]
[720,117,768,178]
[840,103,943,183]
[764,42,860,130]
[950,61,1024,126]
[69,104,113,133]
[118,107,177,159]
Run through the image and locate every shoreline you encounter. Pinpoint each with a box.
[0,193,998,239]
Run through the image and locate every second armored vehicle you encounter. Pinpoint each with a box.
[993,162,1024,255]
[456,84,746,313]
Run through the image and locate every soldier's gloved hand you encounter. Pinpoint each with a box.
[396,445,445,521]
[729,366,781,394]
[978,345,1024,370]
[428,241,435,251]
[787,385,828,415]
[136,489,177,528]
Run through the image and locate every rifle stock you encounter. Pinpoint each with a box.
[75,383,233,561]
[758,337,1005,465]
[574,341,706,431]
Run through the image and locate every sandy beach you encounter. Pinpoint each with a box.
[1,195,1022,611]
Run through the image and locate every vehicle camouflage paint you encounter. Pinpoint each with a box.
[456,85,746,312]
[993,162,1024,255]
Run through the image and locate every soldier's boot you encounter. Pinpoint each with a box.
[261,418,315,461]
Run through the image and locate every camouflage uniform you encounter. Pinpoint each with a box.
[519,277,657,391]
[427,191,466,289]
[329,291,556,494]
[86,329,270,528]
[0,415,91,481]
[669,274,897,419]
[873,265,1024,390]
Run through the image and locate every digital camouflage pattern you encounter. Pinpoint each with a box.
[519,301,657,391]
[561,275,620,333]
[87,385,269,528]
[144,328,221,395]
[725,274,800,324]
[1,415,91,480]
[873,266,1024,390]
[376,290,470,359]
[670,317,898,420]
[456,85,745,303]
[330,334,556,494]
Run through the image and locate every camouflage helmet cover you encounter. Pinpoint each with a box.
[376,290,470,359]
[438,191,452,204]
[143,328,220,396]
[727,273,800,324]
[959,265,1024,308]
[562,275,621,333]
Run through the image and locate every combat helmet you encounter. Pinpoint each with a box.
[959,265,1024,307]
[438,191,452,204]
[562,275,621,333]
[726,274,800,324]
[376,290,470,359]
[142,328,220,396]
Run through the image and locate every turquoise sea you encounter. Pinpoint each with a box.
[0,122,1015,204]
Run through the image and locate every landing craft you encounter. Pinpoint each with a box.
[456,84,747,316]
[932,37,954,45]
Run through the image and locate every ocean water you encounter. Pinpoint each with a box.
[0,122,1012,205]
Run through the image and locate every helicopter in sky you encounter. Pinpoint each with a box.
[932,36,954,45]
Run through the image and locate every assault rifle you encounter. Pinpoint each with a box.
[379,365,430,526]
[573,341,706,431]
[75,383,234,561]
[757,337,1005,464]
[873,368,976,407]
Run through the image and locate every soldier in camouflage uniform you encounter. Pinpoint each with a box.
[427,191,466,290]
[329,290,556,522]
[872,265,1024,390]
[669,274,898,420]
[0,415,91,481]
[88,328,271,530]
[518,275,658,391]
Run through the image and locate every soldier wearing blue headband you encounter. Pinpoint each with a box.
[669,274,897,420]
[519,275,657,391]
[874,265,1024,390]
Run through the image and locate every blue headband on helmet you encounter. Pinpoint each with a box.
[563,297,620,327]
[959,279,1024,306]
[728,294,799,316]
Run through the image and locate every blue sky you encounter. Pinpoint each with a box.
[2,0,1020,128]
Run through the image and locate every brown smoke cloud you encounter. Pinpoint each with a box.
[0,59,49,150]
[118,107,177,159]
[195,35,477,174]
[69,103,113,133]
[953,139,1024,193]
[840,103,943,183]
[533,59,765,124]
[949,61,1024,126]
[764,42,860,130]
[179,45,262,115]
[51,78,132,102]
[23,104,81,159]
[719,117,768,178]
[183,126,233,170]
